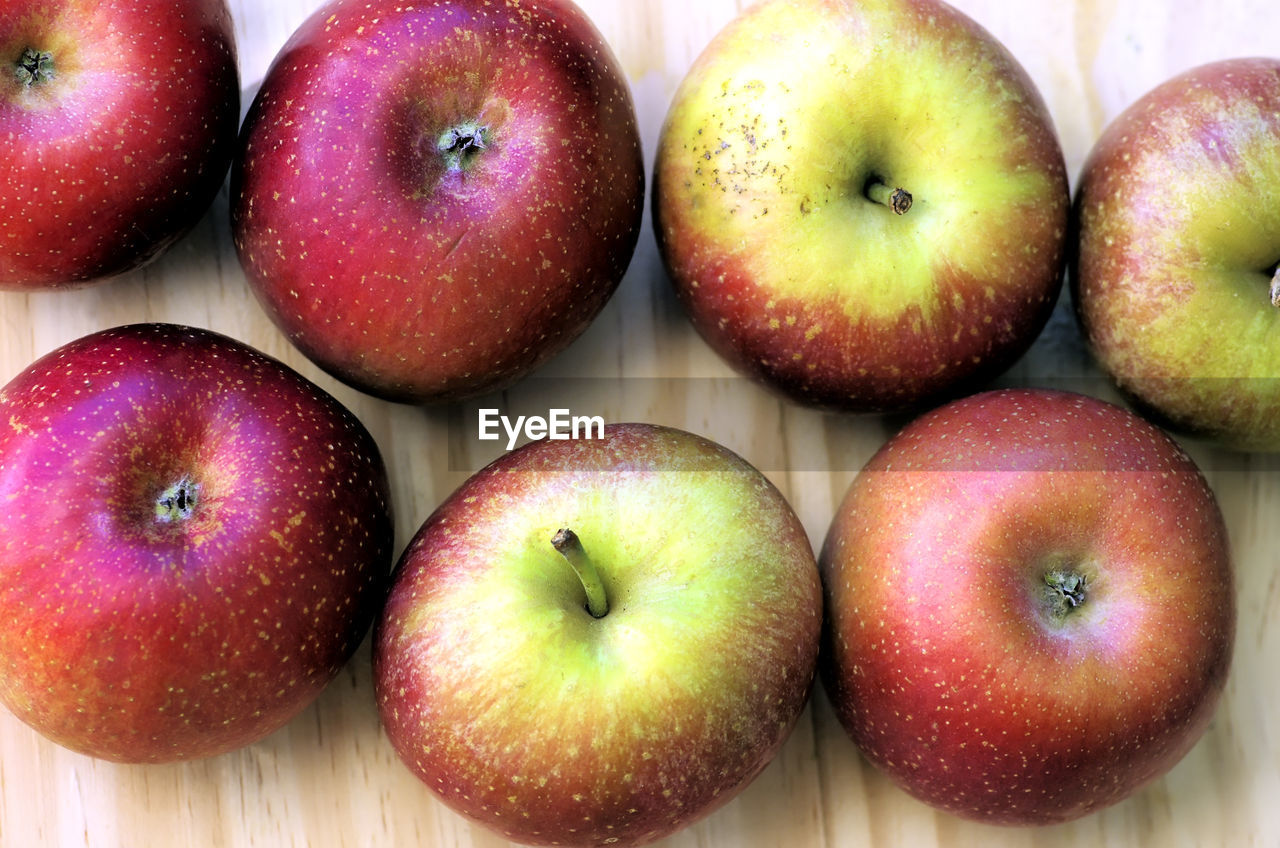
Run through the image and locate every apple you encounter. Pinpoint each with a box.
[653,0,1069,413]
[0,323,393,762]
[0,0,239,289]
[231,0,645,403]
[374,423,822,847]
[1073,57,1280,451]
[820,388,1235,825]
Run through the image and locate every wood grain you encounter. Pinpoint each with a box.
[2,1,1278,846]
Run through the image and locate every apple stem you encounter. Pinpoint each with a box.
[1044,569,1087,620]
[1269,265,1280,309]
[437,122,491,174]
[14,48,54,86]
[551,528,609,619]
[865,180,912,215]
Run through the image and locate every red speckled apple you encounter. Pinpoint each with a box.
[231,0,644,403]
[654,0,1069,412]
[375,424,822,847]
[821,388,1234,824]
[0,324,393,762]
[1073,58,1280,451]
[0,0,239,289]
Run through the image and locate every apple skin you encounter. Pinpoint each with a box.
[820,388,1234,825]
[653,0,1069,413]
[0,324,394,762]
[0,0,239,289]
[374,423,822,847]
[1073,58,1280,451]
[231,0,645,404]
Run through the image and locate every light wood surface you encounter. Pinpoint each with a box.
[3,1,1279,846]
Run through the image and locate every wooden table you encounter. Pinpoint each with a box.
[2,1,1277,845]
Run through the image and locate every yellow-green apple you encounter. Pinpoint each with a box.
[654,0,1069,413]
[0,324,393,762]
[1073,58,1280,450]
[820,388,1234,824]
[0,0,239,289]
[231,0,644,403]
[374,423,822,847]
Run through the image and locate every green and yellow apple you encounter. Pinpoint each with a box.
[374,423,823,847]
[821,388,1234,824]
[653,0,1069,413]
[1073,57,1280,450]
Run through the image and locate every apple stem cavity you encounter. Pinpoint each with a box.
[155,477,200,523]
[437,122,491,174]
[14,48,55,86]
[1269,264,1280,308]
[865,179,912,215]
[1043,569,1088,621]
[551,528,609,619]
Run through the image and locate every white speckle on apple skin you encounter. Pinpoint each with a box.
[0,323,394,763]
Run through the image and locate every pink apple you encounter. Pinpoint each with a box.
[0,0,239,289]
[0,324,393,762]
[231,0,645,403]
[821,388,1234,824]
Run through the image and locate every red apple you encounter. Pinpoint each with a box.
[820,388,1234,824]
[231,0,645,403]
[653,0,1069,412]
[1073,57,1280,451]
[374,423,822,847]
[0,324,393,762]
[0,0,240,289]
